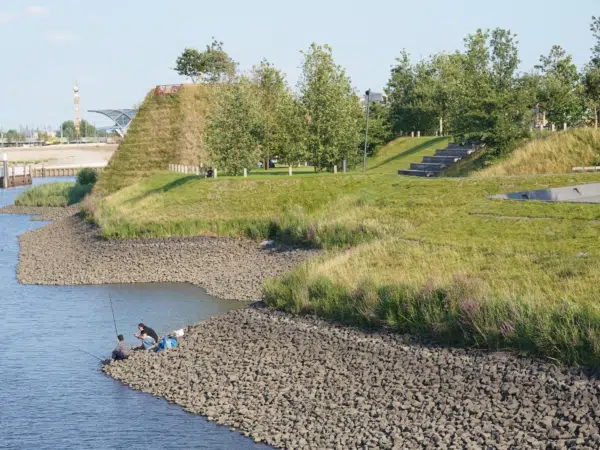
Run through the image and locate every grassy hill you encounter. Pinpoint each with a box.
[476,128,600,177]
[96,84,218,195]
[367,136,449,174]
[89,114,600,365]
[90,166,600,365]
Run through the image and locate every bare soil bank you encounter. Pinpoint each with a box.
[104,306,600,450]
[4,207,315,301]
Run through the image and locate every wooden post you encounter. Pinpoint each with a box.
[552,124,556,132]
[243,168,247,177]
[417,131,421,138]
[288,166,292,176]
[411,131,415,138]
[563,123,567,131]
[333,165,337,174]
[2,153,7,189]
[343,160,347,173]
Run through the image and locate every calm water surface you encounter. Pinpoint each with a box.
[0,179,269,450]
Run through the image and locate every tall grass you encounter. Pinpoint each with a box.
[14,182,92,207]
[476,128,600,177]
[264,268,600,366]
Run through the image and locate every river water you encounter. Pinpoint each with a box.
[0,180,269,449]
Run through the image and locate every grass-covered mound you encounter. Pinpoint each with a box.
[90,133,600,365]
[96,84,218,195]
[476,128,600,177]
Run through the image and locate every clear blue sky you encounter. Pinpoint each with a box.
[0,0,597,130]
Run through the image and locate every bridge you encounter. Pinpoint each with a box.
[88,109,137,137]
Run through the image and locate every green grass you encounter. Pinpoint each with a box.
[90,136,600,366]
[476,128,600,177]
[15,182,92,207]
[367,136,449,174]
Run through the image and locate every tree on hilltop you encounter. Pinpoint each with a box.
[174,38,237,84]
[584,16,600,127]
[251,60,302,169]
[297,43,362,171]
[205,78,261,175]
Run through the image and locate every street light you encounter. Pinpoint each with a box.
[363,89,371,172]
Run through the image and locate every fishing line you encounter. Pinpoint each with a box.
[75,347,104,362]
[108,292,119,339]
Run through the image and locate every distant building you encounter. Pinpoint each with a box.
[360,91,387,107]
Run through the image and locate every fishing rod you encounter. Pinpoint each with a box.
[75,347,104,362]
[108,292,119,339]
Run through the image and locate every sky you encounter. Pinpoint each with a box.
[0,0,597,130]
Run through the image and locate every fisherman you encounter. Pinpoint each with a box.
[135,323,159,342]
[111,334,131,360]
[139,330,156,350]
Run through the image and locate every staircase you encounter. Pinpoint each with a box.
[398,143,479,177]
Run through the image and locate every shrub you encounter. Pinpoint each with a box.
[77,168,98,186]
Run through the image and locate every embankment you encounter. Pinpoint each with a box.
[97,85,218,195]
[476,128,600,177]
[7,209,315,301]
[104,305,600,450]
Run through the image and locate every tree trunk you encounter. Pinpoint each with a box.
[439,116,444,136]
[595,106,598,129]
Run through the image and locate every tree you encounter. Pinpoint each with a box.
[251,60,297,169]
[449,28,532,154]
[205,79,261,175]
[534,45,584,126]
[360,101,392,156]
[591,16,600,66]
[174,39,236,84]
[297,44,362,171]
[80,120,96,137]
[585,16,600,128]
[58,120,76,140]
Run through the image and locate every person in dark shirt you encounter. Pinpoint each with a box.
[134,323,159,345]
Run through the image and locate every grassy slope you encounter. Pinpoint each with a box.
[93,136,600,365]
[367,136,449,174]
[96,85,217,195]
[476,128,600,177]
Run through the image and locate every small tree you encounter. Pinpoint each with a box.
[205,79,261,175]
[251,60,295,169]
[359,101,392,156]
[298,44,362,171]
[174,39,236,84]
[534,45,585,126]
[585,16,600,128]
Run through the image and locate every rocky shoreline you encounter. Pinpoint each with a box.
[1,206,316,301]
[104,305,600,450]
[6,205,600,449]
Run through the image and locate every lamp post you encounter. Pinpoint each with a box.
[363,89,371,173]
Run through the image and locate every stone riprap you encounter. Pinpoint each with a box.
[0,205,79,221]
[103,306,600,450]
[13,213,315,301]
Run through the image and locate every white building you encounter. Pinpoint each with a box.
[360,91,387,107]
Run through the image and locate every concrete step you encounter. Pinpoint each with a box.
[398,169,438,177]
[422,156,461,164]
[435,148,475,158]
[410,162,447,171]
[448,142,477,149]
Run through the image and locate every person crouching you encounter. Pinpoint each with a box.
[112,334,132,360]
